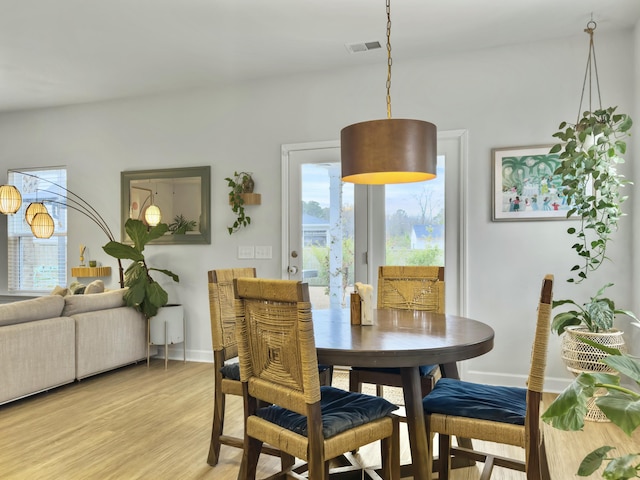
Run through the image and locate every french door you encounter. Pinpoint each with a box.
[281,130,467,315]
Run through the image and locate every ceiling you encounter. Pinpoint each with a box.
[1,0,639,113]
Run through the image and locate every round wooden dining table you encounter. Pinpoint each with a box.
[312,308,495,480]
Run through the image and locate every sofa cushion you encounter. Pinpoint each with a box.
[62,289,126,316]
[0,295,65,327]
[84,280,105,294]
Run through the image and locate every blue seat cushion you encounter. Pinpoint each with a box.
[256,386,398,438]
[422,378,526,425]
[219,363,241,381]
[352,364,438,377]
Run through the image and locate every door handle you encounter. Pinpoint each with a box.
[287,266,299,274]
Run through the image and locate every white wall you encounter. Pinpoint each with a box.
[0,29,636,390]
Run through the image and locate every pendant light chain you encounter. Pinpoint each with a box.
[577,20,602,123]
[386,0,392,119]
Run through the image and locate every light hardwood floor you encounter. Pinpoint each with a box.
[0,360,531,479]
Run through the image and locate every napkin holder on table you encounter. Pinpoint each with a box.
[354,282,374,325]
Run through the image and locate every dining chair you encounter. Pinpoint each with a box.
[235,277,401,480]
[349,265,445,398]
[207,268,333,467]
[207,267,259,466]
[422,274,554,480]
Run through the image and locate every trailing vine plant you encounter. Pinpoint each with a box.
[550,106,632,283]
[225,171,254,234]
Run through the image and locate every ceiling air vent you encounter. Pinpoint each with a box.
[345,41,381,54]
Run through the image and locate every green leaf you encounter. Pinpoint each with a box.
[602,355,640,384]
[577,446,614,476]
[542,373,595,430]
[103,241,144,262]
[596,392,640,436]
[149,267,180,283]
[602,453,640,480]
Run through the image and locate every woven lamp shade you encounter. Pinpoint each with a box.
[341,118,437,184]
[144,205,162,226]
[25,202,49,226]
[31,212,55,239]
[0,185,23,214]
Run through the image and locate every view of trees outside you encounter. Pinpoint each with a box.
[302,158,444,307]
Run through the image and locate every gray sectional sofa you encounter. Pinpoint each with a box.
[0,289,147,405]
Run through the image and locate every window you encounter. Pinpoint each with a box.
[7,168,67,292]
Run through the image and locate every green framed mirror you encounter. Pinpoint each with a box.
[121,166,211,244]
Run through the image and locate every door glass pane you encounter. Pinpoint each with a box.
[301,162,354,310]
[384,156,445,266]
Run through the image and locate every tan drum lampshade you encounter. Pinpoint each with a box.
[341,118,437,184]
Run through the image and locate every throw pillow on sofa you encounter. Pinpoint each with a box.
[84,280,105,294]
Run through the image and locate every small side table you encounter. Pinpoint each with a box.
[148,304,186,369]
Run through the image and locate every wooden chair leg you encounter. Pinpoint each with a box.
[237,436,262,480]
[380,417,400,480]
[439,433,452,479]
[207,389,225,466]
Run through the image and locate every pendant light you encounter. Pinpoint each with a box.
[31,212,55,239]
[341,0,437,184]
[0,185,22,214]
[143,182,162,227]
[25,202,48,226]
[144,204,162,226]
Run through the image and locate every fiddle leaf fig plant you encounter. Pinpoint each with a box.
[550,107,633,283]
[542,340,640,478]
[103,218,179,320]
[225,171,254,234]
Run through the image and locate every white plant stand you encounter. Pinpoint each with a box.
[148,304,186,369]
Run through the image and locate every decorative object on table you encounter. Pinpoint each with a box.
[168,214,197,235]
[3,170,125,287]
[122,166,211,245]
[89,260,97,268]
[340,0,436,185]
[354,282,374,325]
[79,245,86,267]
[491,144,579,221]
[542,342,640,478]
[350,291,361,325]
[103,218,179,321]
[225,171,261,234]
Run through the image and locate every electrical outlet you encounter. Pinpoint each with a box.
[238,246,255,259]
[255,245,272,259]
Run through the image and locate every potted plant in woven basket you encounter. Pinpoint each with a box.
[552,283,637,421]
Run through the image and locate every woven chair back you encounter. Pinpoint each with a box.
[235,278,321,414]
[377,265,445,312]
[208,268,256,361]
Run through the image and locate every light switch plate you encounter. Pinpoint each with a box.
[255,245,272,259]
[238,246,255,259]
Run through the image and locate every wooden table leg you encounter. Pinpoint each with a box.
[400,367,432,480]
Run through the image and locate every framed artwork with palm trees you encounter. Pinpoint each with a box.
[492,145,577,221]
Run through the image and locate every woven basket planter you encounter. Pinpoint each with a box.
[561,326,627,422]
